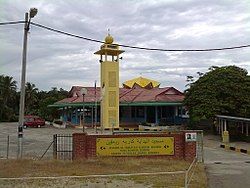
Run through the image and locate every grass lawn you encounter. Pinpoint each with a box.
[0,158,207,188]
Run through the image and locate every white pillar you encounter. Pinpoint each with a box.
[218,119,221,134]
[91,106,94,128]
[175,106,178,116]
[221,120,224,136]
[155,106,158,124]
[217,121,219,132]
[224,120,227,131]
[246,124,249,136]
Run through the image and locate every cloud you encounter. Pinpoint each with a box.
[0,0,250,92]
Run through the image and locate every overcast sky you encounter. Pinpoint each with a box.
[1,0,250,92]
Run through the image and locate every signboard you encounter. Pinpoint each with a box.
[185,133,197,142]
[96,137,174,156]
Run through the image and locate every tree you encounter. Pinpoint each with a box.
[0,75,17,105]
[37,87,68,121]
[0,75,17,121]
[25,82,38,114]
[0,74,69,122]
[38,96,59,121]
[184,66,250,122]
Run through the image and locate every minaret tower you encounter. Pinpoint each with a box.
[94,33,124,129]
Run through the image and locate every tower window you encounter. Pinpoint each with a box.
[109,71,116,87]
[109,91,116,107]
[109,110,117,126]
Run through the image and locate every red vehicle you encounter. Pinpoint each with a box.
[24,115,45,128]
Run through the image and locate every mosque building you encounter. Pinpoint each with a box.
[50,34,185,128]
[50,76,185,127]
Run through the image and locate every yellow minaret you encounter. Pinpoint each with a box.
[94,33,124,129]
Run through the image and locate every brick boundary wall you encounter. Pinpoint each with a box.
[72,132,196,160]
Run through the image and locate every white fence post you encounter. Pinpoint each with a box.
[184,170,188,188]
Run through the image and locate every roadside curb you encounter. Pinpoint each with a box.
[220,144,250,155]
[73,127,170,131]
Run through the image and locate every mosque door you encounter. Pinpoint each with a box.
[146,106,155,123]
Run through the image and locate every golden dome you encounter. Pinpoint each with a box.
[105,34,114,44]
[123,76,160,89]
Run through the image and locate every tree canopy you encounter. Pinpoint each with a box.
[0,74,68,122]
[184,66,250,122]
[0,75,17,121]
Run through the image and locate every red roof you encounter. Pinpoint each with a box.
[56,86,184,104]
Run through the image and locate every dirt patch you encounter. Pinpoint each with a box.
[0,158,207,188]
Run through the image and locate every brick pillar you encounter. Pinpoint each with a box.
[184,140,196,161]
[72,133,87,160]
[174,134,185,159]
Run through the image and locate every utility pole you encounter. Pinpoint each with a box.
[80,88,87,133]
[94,80,98,133]
[82,93,85,133]
[17,8,38,159]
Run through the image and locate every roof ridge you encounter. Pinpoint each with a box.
[154,87,172,100]
[119,88,133,99]
[131,90,145,102]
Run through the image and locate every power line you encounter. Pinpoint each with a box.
[30,22,250,52]
[1,20,250,52]
[119,43,250,52]
[0,21,25,26]
[31,22,103,44]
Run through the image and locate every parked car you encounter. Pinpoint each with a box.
[24,115,45,128]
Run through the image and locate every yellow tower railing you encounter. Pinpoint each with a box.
[94,34,124,129]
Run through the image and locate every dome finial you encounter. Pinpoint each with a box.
[105,29,114,44]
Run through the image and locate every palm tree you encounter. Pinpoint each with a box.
[0,75,17,121]
[25,82,38,114]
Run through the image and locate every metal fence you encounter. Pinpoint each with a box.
[0,135,10,159]
[53,134,73,160]
[185,157,198,188]
[0,156,199,188]
[0,134,55,159]
[196,130,204,163]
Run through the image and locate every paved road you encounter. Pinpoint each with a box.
[204,145,250,188]
[2,122,250,187]
[0,122,83,159]
[0,122,112,159]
